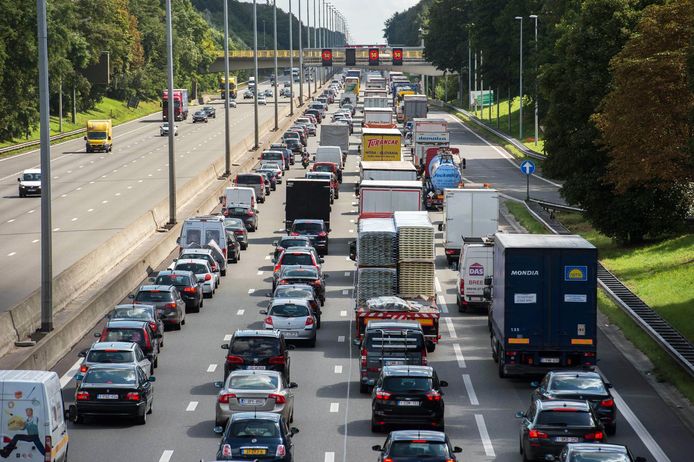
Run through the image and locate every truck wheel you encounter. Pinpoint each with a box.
[498,349,507,378]
[19,191,25,198]
[359,383,369,394]
[457,295,466,313]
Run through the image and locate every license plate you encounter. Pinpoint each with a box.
[283,331,299,337]
[554,437,579,443]
[97,394,119,400]
[239,398,266,406]
[540,357,560,364]
[397,400,420,406]
[241,448,267,455]
[385,360,404,366]
[247,366,266,370]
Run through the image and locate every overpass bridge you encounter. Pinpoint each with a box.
[209,47,446,76]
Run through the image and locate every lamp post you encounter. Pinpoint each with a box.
[298,0,304,106]
[223,0,231,174]
[273,0,278,130]
[306,0,311,97]
[514,16,523,141]
[253,0,259,149]
[529,14,538,146]
[288,0,294,116]
[165,0,176,225]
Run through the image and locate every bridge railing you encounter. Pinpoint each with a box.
[223,48,424,61]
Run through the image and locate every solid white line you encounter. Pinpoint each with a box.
[207,364,218,373]
[324,452,335,462]
[248,289,255,294]
[265,255,271,260]
[31,239,38,244]
[436,295,448,313]
[342,289,349,295]
[158,450,174,462]
[334,365,343,374]
[53,228,60,232]
[236,309,245,316]
[87,208,94,212]
[223,334,232,342]
[27,210,35,214]
[186,401,198,412]
[474,414,496,457]
[444,317,457,339]
[462,374,479,405]
[344,272,350,277]
[340,310,347,317]
[348,229,353,233]
[434,277,442,293]
[59,358,83,389]
[257,271,263,276]
[7,252,15,257]
[330,402,339,413]
[611,388,672,462]
[71,217,78,222]
[7,219,14,223]
[453,344,467,368]
[337,335,345,343]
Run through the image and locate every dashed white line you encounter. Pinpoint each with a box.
[453,344,467,368]
[462,374,479,405]
[53,227,60,232]
[434,277,442,293]
[337,336,345,343]
[257,271,264,276]
[437,295,449,314]
[158,450,174,462]
[32,239,39,244]
[248,289,255,294]
[71,218,78,222]
[265,255,271,260]
[115,192,121,196]
[348,229,353,233]
[475,414,495,457]
[344,272,350,277]
[186,401,198,412]
[87,208,94,213]
[342,289,349,295]
[329,402,340,413]
[340,310,347,317]
[7,219,14,223]
[7,252,16,257]
[223,334,232,342]
[334,365,343,374]
[324,452,335,462]
[444,317,457,339]
[102,200,108,204]
[27,210,35,214]
[207,364,218,373]
[236,309,245,316]
[59,358,83,389]
[60,194,67,198]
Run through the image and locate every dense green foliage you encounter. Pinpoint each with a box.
[382,0,433,47]
[392,0,693,243]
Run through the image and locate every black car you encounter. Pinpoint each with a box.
[225,230,242,263]
[272,235,313,262]
[226,205,258,232]
[290,219,329,255]
[518,399,606,462]
[270,143,294,165]
[73,363,155,425]
[224,217,248,250]
[549,443,646,462]
[256,169,277,191]
[304,109,322,123]
[371,366,448,433]
[108,304,165,348]
[532,371,617,435]
[284,138,304,155]
[372,430,463,462]
[221,329,294,380]
[154,270,204,313]
[271,284,321,328]
[203,106,217,118]
[214,412,298,461]
[192,110,209,123]
[275,265,326,305]
[97,320,160,368]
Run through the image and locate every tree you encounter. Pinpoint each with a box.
[423,0,471,72]
[383,0,433,47]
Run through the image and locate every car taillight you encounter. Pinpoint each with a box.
[268,355,285,365]
[360,348,367,368]
[290,232,299,236]
[226,355,244,364]
[144,331,151,349]
[274,263,281,273]
[269,393,286,404]
[422,347,428,366]
[76,391,90,401]
[459,278,464,294]
[211,263,218,271]
[126,392,141,401]
[222,444,232,456]
[276,444,286,457]
[234,230,244,235]
[79,364,88,373]
[384,458,393,462]
[165,302,177,309]
[218,393,236,404]
[425,390,441,401]
[204,274,212,281]
[305,316,314,326]
[311,279,321,286]
[317,231,327,237]
[44,436,52,462]
[528,429,548,439]
[265,316,274,326]
[584,431,604,441]
[278,279,288,285]
[600,398,614,407]
[375,390,391,400]
[182,287,196,294]
[149,321,158,331]
[223,209,229,217]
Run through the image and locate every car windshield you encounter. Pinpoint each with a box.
[271,304,310,317]
[228,207,250,215]
[280,254,314,266]
[230,338,280,356]
[155,274,191,286]
[175,263,207,274]
[568,453,630,462]
[103,329,145,346]
[111,307,152,321]
[383,376,432,392]
[292,222,323,233]
[236,175,260,185]
[83,368,137,385]
[135,291,173,302]
[228,421,279,438]
[389,441,448,458]
[23,173,40,181]
[283,268,318,278]
[229,374,279,391]
[550,376,607,394]
[274,287,312,299]
[537,410,594,426]
[86,350,134,364]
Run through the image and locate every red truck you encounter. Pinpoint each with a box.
[162,89,189,121]
[355,296,441,350]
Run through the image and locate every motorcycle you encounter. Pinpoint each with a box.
[301,153,310,169]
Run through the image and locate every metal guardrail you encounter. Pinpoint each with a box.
[0,128,86,155]
[529,198,585,214]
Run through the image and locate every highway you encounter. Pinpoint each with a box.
[48,97,694,462]
[0,81,310,313]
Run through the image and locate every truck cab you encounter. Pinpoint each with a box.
[84,119,113,153]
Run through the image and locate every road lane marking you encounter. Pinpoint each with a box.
[53,227,60,232]
[87,208,94,212]
[186,401,198,412]
[337,336,345,343]
[60,358,83,389]
[158,450,174,462]
[334,365,343,374]
[342,289,349,295]
[437,295,448,314]
[7,219,14,223]
[340,310,347,317]
[330,402,339,413]
[257,271,263,276]
[265,255,271,260]
[324,452,335,462]
[444,317,457,338]
[434,277,442,293]
[224,334,232,342]
[236,309,245,316]
[463,374,479,405]
[32,239,39,243]
[474,414,495,457]
[102,200,108,204]
[207,364,218,373]
[348,229,353,233]
[28,210,35,214]
[248,289,255,294]
[71,218,78,222]
[344,272,350,277]
[453,344,467,368]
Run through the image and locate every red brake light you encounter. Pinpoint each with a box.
[222,444,232,456]
[264,316,274,326]
[384,458,393,462]
[375,390,391,400]
[268,355,285,365]
[211,263,218,271]
[79,365,88,373]
[528,429,548,439]
[76,391,90,401]
[411,440,427,444]
[182,287,196,294]
[445,249,456,255]
[278,279,288,285]
[584,431,604,441]
[600,398,614,407]
[269,393,286,404]
[459,278,465,293]
[317,231,327,237]
[126,392,141,401]
[276,444,286,457]
[165,303,177,309]
[234,230,244,235]
[274,263,281,273]
[226,355,244,364]
[204,274,212,281]
[290,232,299,236]
[44,436,52,462]
[360,348,367,368]
[305,316,315,326]
[552,408,578,412]
[425,390,442,401]
[246,209,254,216]
[218,393,236,404]
[149,321,158,331]
[143,330,151,349]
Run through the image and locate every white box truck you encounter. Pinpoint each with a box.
[456,236,494,312]
[412,118,450,169]
[363,96,390,110]
[441,188,499,263]
[362,108,395,128]
[0,370,69,462]
[319,125,350,156]
[358,180,422,218]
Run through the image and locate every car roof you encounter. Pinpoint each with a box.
[155,270,194,277]
[389,430,447,442]
[138,285,175,292]
[23,168,41,174]
[230,412,281,422]
[89,342,138,351]
[105,320,149,329]
[233,329,282,339]
[175,258,209,265]
[537,399,592,411]
[382,365,434,377]
[270,298,311,307]
[565,443,629,453]
[293,219,325,224]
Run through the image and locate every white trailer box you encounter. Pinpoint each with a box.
[359,180,422,218]
[412,118,450,165]
[319,124,350,154]
[363,97,391,110]
[442,188,499,263]
[363,108,395,128]
[359,161,418,183]
[315,146,344,170]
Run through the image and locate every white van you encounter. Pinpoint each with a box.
[178,216,229,261]
[315,146,344,170]
[223,186,256,209]
[456,236,494,313]
[0,370,68,462]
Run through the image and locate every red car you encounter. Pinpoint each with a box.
[311,162,340,184]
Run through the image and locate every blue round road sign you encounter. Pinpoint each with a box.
[520,160,535,176]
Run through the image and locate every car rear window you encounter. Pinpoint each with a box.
[175,263,207,274]
[537,410,594,426]
[228,207,250,215]
[236,175,261,184]
[568,453,629,462]
[135,291,174,303]
[274,287,313,299]
[155,274,192,286]
[389,441,448,458]
[283,268,318,278]
[111,307,152,321]
[279,239,308,248]
[103,328,146,346]
[280,254,314,266]
[229,374,279,391]
[270,304,310,317]
[229,421,279,438]
[549,376,606,394]
[87,350,135,364]
[263,152,283,160]
[292,222,323,233]
[313,165,334,173]
[230,338,280,356]
[84,368,137,385]
[205,230,222,244]
[383,376,432,392]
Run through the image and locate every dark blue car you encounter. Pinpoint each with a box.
[215,412,299,461]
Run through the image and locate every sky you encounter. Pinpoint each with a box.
[238,0,421,45]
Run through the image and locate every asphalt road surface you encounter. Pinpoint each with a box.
[50,98,692,462]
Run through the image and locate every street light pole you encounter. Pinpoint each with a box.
[273,0,278,130]
[529,14,538,146]
[306,0,311,97]
[289,0,294,116]
[223,0,231,175]
[165,0,176,225]
[298,0,304,106]
[515,16,523,141]
[253,0,259,149]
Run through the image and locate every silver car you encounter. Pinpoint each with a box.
[260,299,317,347]
[213,370,297,427]
[78,341,152,380]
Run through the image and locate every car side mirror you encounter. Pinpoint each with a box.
[515,411,526,419]
[439,380,449,387]
[213,426,224,435]
[453,447,463,453]
[288,382,298,389]
[259,310,268,315]
[214,381,224,388]
[372,445,383,452]
[530,381,539,388]
[78,350,87,358]
[147,277,156,283]
[221,343,229,350]
[93,332,101,338]
[290,427,299,436]
[352,338,361,347]
[83,136,87,140]
[176,237,180,244]
[65,405,76,421]
[74,374,84,381]
[287,344,296,350]
[149,376,156,382]
[319,258,325,264]
[323,274,329,279]
[108,136,112,141]
[128,294,135,299]
[272,241,278,246]
[16,178,20,182]
[605,382,613,389]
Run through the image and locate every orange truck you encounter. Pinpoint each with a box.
[360,128,402,161]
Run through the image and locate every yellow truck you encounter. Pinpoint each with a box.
[84,119,113,153]
[361,127,402,161]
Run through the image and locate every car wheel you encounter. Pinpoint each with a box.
[498,348,507,378]
[150,364,155,375]
[19,191,25,198]
[316,316,321,329]
[359,383,369,394]
[203,292,211,299]
[187,303,200,314]
[221,269,227,277]
[136,409,147,425]
[153,356,159,368]
[457,295,467,313]
[335,191,339,199]
[307,337,316,348]
[147,400,153,415]
[241,243,248,250]
[181,317,186,326]
[491,335,499,362]
[324,246,329,255]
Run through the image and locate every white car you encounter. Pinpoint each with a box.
[18,168,41,197]
[228,99,237,108]
[257,95,267,105]
[173,258,217,297]
[160,122,178,136]
[259,162,283,181]
[78,341,152,380]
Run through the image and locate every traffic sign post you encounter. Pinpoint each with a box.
[520,160,535,201]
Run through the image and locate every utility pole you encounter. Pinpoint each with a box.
[298,0,304,106]
[165,0,176,225]
[289,0,294,116]
[223,0,231,175]
[530,14,539,146]
[515,16,523,141]
[273,0,278,130]
[253,0,259,148]
[306,0,311,97]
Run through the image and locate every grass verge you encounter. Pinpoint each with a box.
[505,203,694,403]
[470,96,544,155]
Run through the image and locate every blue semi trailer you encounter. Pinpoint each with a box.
[488,234,598,378]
